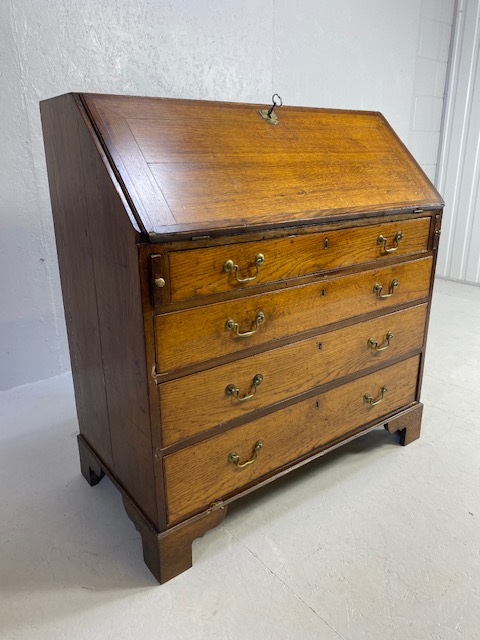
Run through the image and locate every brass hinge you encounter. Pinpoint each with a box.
[151,364,162,385]
[209,500,225,512]
[432,213,442,250]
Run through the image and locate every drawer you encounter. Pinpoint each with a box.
[154,256,432,374]
[167,217,431,302]
[160,304,428,446]
[164,355,421,523]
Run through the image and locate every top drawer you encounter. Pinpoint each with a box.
[167,217,431,302]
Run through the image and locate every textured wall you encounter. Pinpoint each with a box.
[0,0,450,390]
[408,0,456,183]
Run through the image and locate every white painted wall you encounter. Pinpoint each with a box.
[0,0,453,390]
[436,0,480,284]
[408,0,456,183]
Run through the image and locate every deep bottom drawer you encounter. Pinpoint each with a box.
[164,355,420,523]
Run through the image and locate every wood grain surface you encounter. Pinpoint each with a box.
[41,95,114,468]
[167,217,431,302]
[160,304,428,446]
[164,355,421,523]
[41,92,442,583]
[154,256,433,374]
[41,93,159,526]
[81,94,443,237]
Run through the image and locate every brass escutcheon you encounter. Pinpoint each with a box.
[258,93,283,125]
[228,440,264,468]
[377,230,403,254]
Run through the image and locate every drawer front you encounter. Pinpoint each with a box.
[154,256,432,374]
[164,355,421,523]
[168,217,431,302]
[160,304,428,446]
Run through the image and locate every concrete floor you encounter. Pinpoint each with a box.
[1,277,479,640]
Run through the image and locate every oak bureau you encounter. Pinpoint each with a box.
[41,93,443,583]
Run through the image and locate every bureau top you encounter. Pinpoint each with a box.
[48,93,443,240]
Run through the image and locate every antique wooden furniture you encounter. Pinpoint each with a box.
[41,93,443,583]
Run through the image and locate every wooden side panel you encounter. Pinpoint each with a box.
[164,356,421,523]
[41,95,113,468]
[41,94,158,526]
